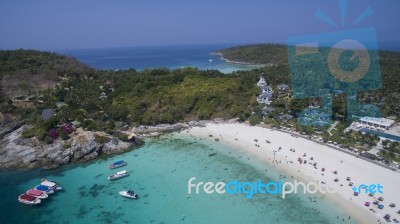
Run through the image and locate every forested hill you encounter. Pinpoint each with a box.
[215,44,288,65]
[2,49,289,139]
[0,49,90,98]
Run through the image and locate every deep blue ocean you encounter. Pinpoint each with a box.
[56,42,400,74]
[56,44,265,73]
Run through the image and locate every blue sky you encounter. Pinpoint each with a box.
[0,0,399,50]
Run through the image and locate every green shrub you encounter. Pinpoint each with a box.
[83,120,100,131]
[94,134,111,144]
[59,130,70,140]
[21,127,46,140]
[21,128,37,138]
[115,132,129,141]
[44,136,54,144]
[249,115,261,126]
[63,141,72,149]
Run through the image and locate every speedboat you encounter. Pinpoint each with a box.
[18,193,41,205]
[41,180,62,191]
[35,185,54,194]
[109,160,127,169]
[108,170,129,181]
[26,189,48,199]
[119,190,138,199]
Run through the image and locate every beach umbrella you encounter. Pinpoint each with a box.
[364,202,370,206]
[378,204,384,209]
[353,192,359,196]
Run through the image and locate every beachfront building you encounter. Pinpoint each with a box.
[278,84,289,92]
[262,106,275,115]
[260,85,273,94]
[257,92,273,105]
[256,76,274,105]
[257,76,267,87]
[359,117,395,130]
[346,117,400,142]
[279,114,294,121]
[99,92,108,100]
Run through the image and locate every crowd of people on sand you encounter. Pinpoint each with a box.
[182,123,399,223]
[193,127,399,224]
[208,134,359,221]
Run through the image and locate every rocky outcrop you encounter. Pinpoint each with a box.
[0,126,144,170]
[0,119,228,170]
[0,120,24,138]
[131,121,206,137]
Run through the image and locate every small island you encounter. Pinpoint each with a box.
[213,44,288,65]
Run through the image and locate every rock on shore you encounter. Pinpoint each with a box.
[0,126,144,170]
[131,121,206,137]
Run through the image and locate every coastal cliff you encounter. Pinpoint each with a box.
[0,125,144,170]
[0,121,208,170]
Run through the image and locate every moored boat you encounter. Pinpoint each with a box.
[18,193,41,205]
[35,185,54,194]
[119,190,138,199]
[26,189,48,199]
[109,160,127,169]
[41,180,62,191]
[108,170,129,180]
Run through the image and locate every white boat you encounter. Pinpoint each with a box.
[119,190,138,199]
[41,180,62,191]
[108,170,129,181]
[208,59,213,62]
[26,189,48,199]
[18,193,41,205]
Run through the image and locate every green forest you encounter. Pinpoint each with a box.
[215,44,288,65]
[0,49,287,140]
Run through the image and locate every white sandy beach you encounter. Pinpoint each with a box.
[184,123,400,224]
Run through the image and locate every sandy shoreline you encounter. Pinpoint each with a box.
[183,123,400,224]
[210,52,272,66]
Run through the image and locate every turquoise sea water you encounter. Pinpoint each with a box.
[0,134,357,224]
[56,44,265,73]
